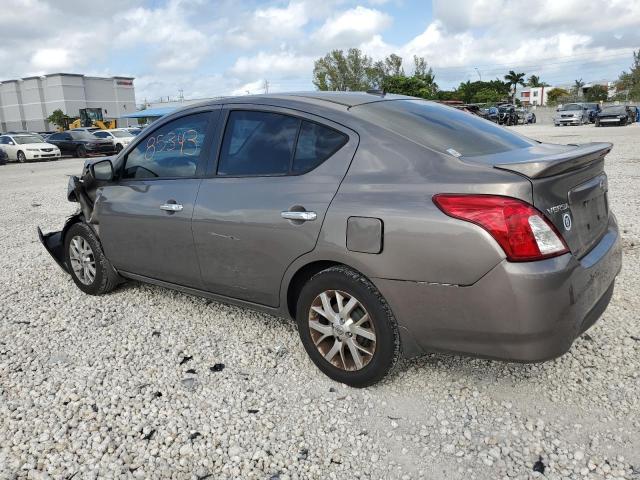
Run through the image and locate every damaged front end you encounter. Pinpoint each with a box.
[38,159,107,273]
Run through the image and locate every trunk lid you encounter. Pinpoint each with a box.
[463,142,612,259]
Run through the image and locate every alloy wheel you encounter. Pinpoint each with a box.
[308,290,376,371]
[69,235,96,285]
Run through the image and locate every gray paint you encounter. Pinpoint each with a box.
[40,92,623,362]
[346,217,383,254]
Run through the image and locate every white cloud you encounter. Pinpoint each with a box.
[312,6,392,46]
[30,48,74,70]
[230,51,315,78]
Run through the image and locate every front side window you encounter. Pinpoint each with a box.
[218,111,299,176]
[122,112,210,179]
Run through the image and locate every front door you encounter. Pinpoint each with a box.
[96,109,219,287]
[192,106,357,306]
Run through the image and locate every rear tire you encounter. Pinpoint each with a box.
[17,151,26,163]
[295,266,400,387]
[64,222,120,295]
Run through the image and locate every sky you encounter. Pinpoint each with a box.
[1,0,639,104]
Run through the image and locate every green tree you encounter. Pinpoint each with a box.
[504,70,526,101]
[547,88,570,105]
[526,75,549,87]
[455,79,510,104]
[46,109,70,129]
[313,48,376,91]
[584,84,608,102]
[382,75,437,99]
[472,87,503,104]
[615,50,640,100]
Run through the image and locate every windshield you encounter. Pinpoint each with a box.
[13,135,44,144]
[601,106,626,114]
[110,130,133,138]
[70,131,99,141]
[128,129,142,135]
[356,100,534,157]
[560,103,583,111]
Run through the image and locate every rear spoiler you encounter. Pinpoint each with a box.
[494,142,612,179]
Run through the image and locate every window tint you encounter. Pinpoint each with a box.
[218,111,300,176]
[93,131,108,138]
[0,136,8,144]
[356,100,534,157]
[122,112,210,179]
[293,121,347,173]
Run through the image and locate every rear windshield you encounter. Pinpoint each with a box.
[356,100,534,157]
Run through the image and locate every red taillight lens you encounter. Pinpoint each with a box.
[433,194,569,262]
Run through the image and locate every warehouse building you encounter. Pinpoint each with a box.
[0,73,136,132]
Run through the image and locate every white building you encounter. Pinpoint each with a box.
[0,73,136,132]
[517,86,550,106]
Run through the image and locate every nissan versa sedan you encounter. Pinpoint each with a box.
[39,92,622,387]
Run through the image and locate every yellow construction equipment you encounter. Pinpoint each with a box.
[66,108,116,130]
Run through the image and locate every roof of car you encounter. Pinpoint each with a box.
[188,91,416,110]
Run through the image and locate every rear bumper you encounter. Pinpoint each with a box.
[374,214,622,361]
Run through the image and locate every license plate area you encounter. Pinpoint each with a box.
[568,174,609,257]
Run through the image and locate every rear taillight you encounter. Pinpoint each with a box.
[433,194,568,262]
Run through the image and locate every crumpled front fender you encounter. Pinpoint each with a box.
[38,213,84,274]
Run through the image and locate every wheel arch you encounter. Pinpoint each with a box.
[285,260,345,319]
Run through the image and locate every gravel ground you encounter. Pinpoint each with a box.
[1,123,639,480]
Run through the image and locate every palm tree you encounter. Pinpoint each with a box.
[528,75,546,87]
[504,70,526,102]
[574,78,585,96]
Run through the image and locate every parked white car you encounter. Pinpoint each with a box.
[91,129,134,153]
[0,133,61,162]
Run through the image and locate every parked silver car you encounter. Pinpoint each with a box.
[554,103,590,126]
[39,92,622,387]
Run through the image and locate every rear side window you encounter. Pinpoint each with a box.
[218,111,299,176]
[293,121,347,173]
[122,112,210,179]
[356,100,534,157]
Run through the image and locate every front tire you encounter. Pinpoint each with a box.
[17,151,26,163]
[76,145,87,158]
[295,266,400,387]
[64,222,120,295]
[115,143,123,153]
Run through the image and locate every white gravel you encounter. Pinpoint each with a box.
[1,124,639,479]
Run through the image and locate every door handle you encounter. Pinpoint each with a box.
[160,203,183,212]
[281,211,317,222]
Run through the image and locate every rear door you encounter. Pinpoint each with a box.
[95,108,220,287]
[192,105,358,306]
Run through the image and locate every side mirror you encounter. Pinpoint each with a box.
[91,159,114,182]
[8,141,14,145]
